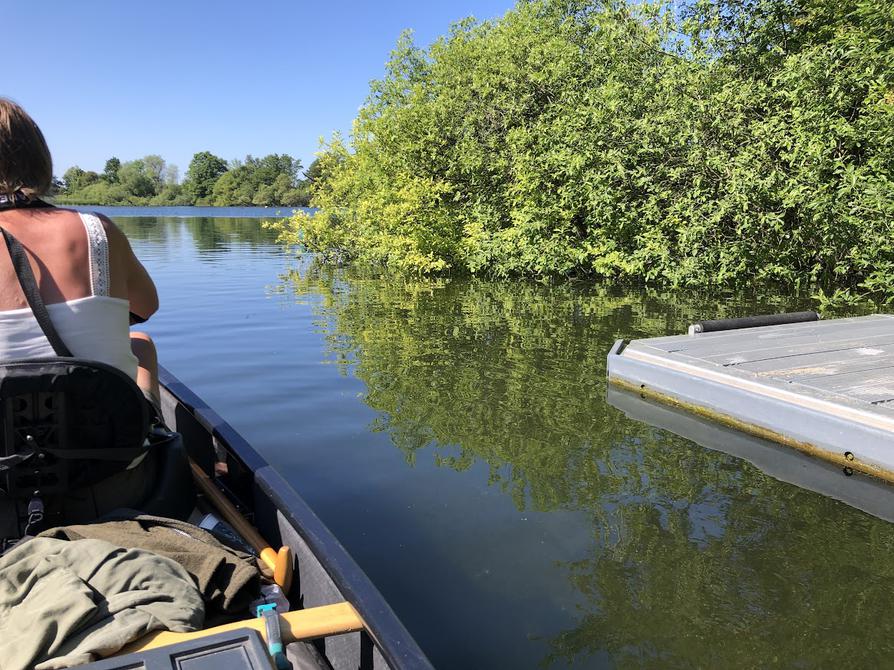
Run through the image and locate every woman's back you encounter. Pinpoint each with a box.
[0,97,159,399]
[0,207,128,311]
[0,206,140,378]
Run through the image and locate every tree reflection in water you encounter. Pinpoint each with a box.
[284,262,894,667]
[118,216,280,252]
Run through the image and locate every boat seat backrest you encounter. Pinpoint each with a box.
[0,358,150,499]
[0,224,192,537]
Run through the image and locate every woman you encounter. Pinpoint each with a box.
[0,98,160,404]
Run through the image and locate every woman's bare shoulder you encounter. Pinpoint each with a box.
[35,207,96,234]
[2,207,85,239]
[42,209,130,257]
[42,206,82,217]
[25,206,82,225]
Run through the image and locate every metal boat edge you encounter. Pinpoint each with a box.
[157,364,433,670]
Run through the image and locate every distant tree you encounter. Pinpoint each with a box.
[303,158,324,184]
[62,166,100,193]
[254,154,301,187]
[163,164,179,186]
[117,159,156,198]
[102,157,121,184]
[211,170,240,206]
[271,173,293,204]
[183,151,228,201]
[67,181,130,205]
[60,166,86,196]
[252,184,276,206]
[212,170,252,205]
[49,175,65,196]
[234,182,254,206]
[280,185,310,207]
[149,183,190,206]
[57,148,305,206]
[62,165,85,192]
[142,155,166,192]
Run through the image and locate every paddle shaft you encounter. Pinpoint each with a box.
[189,459,293,591]
[121,602,365,653]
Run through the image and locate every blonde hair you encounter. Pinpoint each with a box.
[0,98,52,199]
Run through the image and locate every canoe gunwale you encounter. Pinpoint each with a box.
[157,365,433,670]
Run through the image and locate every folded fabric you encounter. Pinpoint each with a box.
[0,536,203,670]
[39,511,260,617]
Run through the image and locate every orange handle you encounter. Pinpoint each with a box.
[190,460,294,592]
[121,602,365,653]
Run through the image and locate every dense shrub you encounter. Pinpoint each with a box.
[272,0,894,295]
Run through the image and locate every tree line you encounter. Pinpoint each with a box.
[270,0,894,300]
[55,151,321,207]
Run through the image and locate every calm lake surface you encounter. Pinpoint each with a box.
[103,207,894,668]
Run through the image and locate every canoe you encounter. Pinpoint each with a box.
[86,364,433,670]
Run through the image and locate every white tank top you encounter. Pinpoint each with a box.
[0,212,138,380]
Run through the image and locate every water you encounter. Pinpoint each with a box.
[113,209,894,668]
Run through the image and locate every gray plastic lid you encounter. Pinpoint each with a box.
[79,627,271,670]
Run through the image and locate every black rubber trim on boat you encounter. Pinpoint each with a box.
[690,311,819,334]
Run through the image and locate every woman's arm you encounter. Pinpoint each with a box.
[125,245,159,320]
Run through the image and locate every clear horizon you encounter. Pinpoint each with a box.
[9,0,512,180]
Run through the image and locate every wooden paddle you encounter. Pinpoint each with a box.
[189,459,294,593]
[121,601,366,653]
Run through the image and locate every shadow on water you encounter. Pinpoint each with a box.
[281,261,894,668]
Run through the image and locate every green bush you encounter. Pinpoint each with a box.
[272,0,894,296]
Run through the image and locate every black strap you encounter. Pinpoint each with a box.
[0,228,73,357]
[0,193,53,211]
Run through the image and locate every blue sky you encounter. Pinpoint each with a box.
[8,1,513,179]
